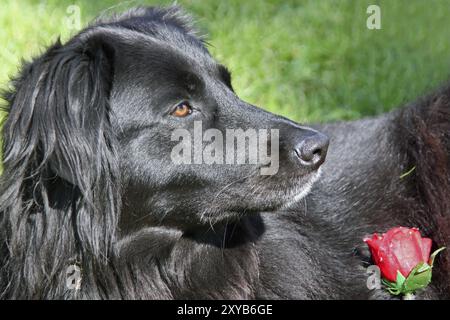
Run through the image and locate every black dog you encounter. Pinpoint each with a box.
[0,6,449,299]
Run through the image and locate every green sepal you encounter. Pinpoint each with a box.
[382,271,406,295]
[429,247,446,266]
[383,280,402,295]
[417,263,431,273]
[402,262,432,294]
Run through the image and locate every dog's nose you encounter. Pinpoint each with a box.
[295,133,329,170]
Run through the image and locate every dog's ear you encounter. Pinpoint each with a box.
[1,31,120,259]
[48,35,117,189]
[3,32,117,188]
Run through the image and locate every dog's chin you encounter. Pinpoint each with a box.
[201,168,323,226]
[281,167,322,210]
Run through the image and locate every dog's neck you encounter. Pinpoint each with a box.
[114,216,263,299]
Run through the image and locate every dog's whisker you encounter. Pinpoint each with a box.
[211,171,256,204]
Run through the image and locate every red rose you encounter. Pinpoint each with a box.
[364,227,432,282]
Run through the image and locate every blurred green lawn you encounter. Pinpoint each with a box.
[1,0,450,173]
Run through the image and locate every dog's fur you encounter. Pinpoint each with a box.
[0,6,449,299]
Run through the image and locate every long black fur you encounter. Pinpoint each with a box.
[1,6,449,299]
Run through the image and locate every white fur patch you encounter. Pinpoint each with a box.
[282,168,322,209]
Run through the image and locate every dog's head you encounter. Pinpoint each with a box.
[1,7,328,234]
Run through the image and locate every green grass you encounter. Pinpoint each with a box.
[2,0,450,173]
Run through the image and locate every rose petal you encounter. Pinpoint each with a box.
[410,229,425,258]
[377,246,401,282]
[364,234,383,265]
[389,228,423,277]
[421,238,432,263]
[376,229,403,282]
[409,228,432,264]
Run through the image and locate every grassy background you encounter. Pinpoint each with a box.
[1,0,450,173]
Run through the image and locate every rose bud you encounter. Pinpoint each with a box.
[364,227,432,282]
[364,226,446,297]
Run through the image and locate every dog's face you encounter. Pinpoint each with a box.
[99,8,329,231]
[3,8,328,233]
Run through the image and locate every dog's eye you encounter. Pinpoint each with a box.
[171,102,193,117]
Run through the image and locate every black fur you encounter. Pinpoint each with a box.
[1,6,449,299]
[257,98,450,299]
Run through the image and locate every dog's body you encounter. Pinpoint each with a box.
[0,7,449,299]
